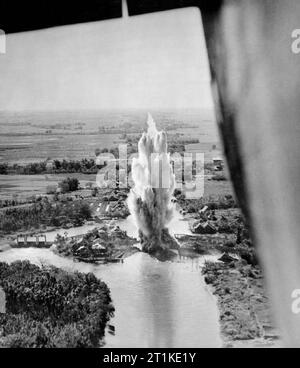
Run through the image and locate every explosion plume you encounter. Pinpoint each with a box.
[128,113,178,255]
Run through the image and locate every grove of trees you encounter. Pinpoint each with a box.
[0,200,92,234]
[58,177,79,193]
[0,261,114,347]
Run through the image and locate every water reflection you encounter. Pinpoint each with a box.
[136,255,176,348]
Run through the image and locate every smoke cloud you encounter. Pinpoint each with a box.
[127,113,176,253]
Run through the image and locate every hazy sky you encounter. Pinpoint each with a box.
[0,7,213,111]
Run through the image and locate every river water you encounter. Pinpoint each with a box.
[0,213,222,348]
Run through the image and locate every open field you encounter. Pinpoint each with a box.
[0,134,122,164]
[0,109,219,164]
[0,173,97,200]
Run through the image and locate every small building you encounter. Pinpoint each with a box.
[37,236,47,246]
[26,237,37,245]
[16,235,47,247]
[92,242,106,251]
[193,222,217,235]
[91,241,109,256]
[213,157,224,171]
[199,205,209,214]
[45,160,55,172]
[16,236,26,247]
[218,253,238,264]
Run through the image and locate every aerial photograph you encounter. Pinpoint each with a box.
[1,0,300,351]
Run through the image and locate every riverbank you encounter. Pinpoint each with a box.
[202,259,281,348]
[174,188,281,348]
[173,233,282,347]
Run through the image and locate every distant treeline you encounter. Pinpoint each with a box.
[0,261,114,347]
[0,199,92,234]
[0,198,36,209]
[0,149,128,175]
[0,159,98,175]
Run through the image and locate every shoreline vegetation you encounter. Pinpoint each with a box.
[202,260,280,348]
[0,261,114,348]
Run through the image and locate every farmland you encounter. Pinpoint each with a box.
[0,109,219,165]
[0,173,98,201]
[0,109,223,202]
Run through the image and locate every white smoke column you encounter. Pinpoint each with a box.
[128,113,176,253]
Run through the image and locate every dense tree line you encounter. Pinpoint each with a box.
[0,261,114,347]
[0,163,8,174]
[0,200,92,234]
[0,198,35,209]
[51,159,98,174]
[1,159,99,175]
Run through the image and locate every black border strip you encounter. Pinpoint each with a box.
[0,0,222,34]
[127,0,222,16]
[0,0,122,34]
